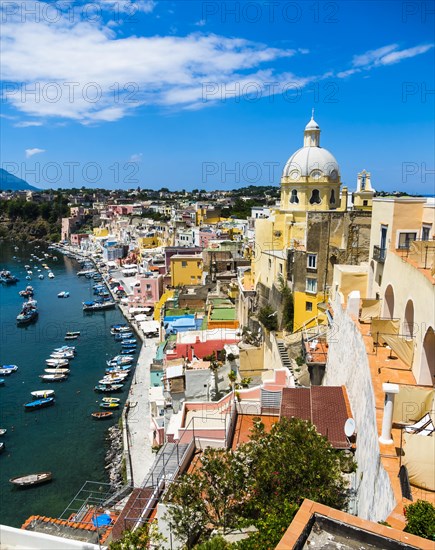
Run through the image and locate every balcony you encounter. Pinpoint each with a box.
[373,245,386,263]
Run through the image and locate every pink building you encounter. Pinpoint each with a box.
[130,273,163,307]
[198,228,217,247]
[70,233,89,246]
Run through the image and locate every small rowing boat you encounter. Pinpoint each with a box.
[39,374,67,382]
[100,402,120,409]
[102,397,120,403]
[91,412,114,420]
[24,397,55,411]
[9,472,52,487]
[44,368,70,374]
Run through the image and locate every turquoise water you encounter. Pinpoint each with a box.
[0,242,132,528]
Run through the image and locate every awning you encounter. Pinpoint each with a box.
[140,320,160,333]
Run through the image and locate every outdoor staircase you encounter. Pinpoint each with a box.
[276,339,301,386]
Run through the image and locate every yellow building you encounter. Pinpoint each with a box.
[138,236,160,250]
[252,114,372,330]
[170,254,203,287]
[93,227,109,237]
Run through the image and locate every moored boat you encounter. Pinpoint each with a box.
[16,301,38,325]
[100,402,120,409]
[0,442,5,454]
[83,300,116,312]
[91,411,114,420]
[0,378,5,385]
[39,374,67,382]
[102,397,120,403]
[48,272,55,279]
[44,368,70,374]
[65,332,80,337]
[0,270,19,285]
[94,384,124,393]
[9,472,52,487]
[24,397,55,411]
[58,291,70,298]
[31,390,55,399]
[45,359,69,367]
[0,428,7,436]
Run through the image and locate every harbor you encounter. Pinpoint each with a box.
[0,241,137,528]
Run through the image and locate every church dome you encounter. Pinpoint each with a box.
[283,146,340,181]
[282,114,340,181]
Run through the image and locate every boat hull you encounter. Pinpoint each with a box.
[10,472,52,487]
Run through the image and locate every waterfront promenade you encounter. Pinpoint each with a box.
[124,340,158,486]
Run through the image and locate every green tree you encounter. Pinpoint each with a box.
[194,536,231,549]
[258,306,278,332]
[109,521,165,549]
[165,474,207,549]
[404,500,435,540]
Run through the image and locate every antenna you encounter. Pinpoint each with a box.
[344,418,356,437]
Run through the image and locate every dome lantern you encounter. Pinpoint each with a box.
[304,109,320,147]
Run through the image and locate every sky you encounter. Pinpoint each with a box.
[0,0,434,193]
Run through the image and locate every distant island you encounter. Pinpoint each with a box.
[0,168,38,191]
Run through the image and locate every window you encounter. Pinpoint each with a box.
[306,301,313,311]
[330,189,336,204]
[268,259,272,269]
[398,232,417,250]
[290,189,299,204]
[197,261,201,268]
[146,284,151,290]
[181,261,187,267]
[363,200,368,206]
[309,189,321,205]
[422,225,431,241]
[307,254,317,269]
[279,263,283,274]
[306,278,317,293]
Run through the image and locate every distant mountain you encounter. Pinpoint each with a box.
[0,168,38,191]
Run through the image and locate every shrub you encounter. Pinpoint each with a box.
[258,306,278,332]
[404,500,435,540]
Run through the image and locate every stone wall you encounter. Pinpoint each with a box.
[323,296,396,521]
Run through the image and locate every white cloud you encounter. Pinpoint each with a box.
[195,20,206,27]
[351,43,433,69]
[25,148,45,157]
[130,153,143,162]
[15,121,43,127]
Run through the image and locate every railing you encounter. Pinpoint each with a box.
[373,245,386,263]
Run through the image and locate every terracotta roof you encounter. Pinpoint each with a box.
[280,387,351,449]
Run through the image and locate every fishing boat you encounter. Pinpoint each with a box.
[91,411,113,420]
[19,286,34,297]
[114,332,133,341]
[105,367,131,376]
[45,358,69,367]
[16,301,38,325]
[50,350,74,359]
[0,270,19,285]
[24,397,55,411]
[121,339,136,346]
[57,291,70,298]
[77,269,95,277]
[9,472,52,487]
[65,332,80,337]
[48,272,55,279]
[121,348,137,355]
[102,397,121,403]
[100,402,120,409]
[0,379,5,386]
[0,365,18,376]
[38,274,44,279]
[83,301,116,312]
[94,384,124,393]
[44,368,70,374]
[39,374,67,382]
[111,323,128,331]
[31,390,55,399]
[54,346,76,352]
[0,428,7,436]
[0,442,5,454]
[98,376,127,386]
[65,334,78,340]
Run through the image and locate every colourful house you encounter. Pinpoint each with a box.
[170,254,203,287]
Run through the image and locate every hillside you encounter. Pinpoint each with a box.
[0,168,38,191]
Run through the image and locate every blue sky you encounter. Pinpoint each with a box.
[0,0,434,193]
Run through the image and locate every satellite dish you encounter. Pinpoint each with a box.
[344,418,356,437]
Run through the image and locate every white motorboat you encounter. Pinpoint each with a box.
[31,390,55,398]
[39,374,67,382]
[48,272,55,279]
[45,358,69,367]
[44,368,70,374]
[53,346,75,353]
[50,351,74,359]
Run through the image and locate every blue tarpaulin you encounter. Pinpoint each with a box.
[92,514,112,527]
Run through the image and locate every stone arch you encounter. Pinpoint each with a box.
[383,284,395,318]
[403,300,414,337]
[420,327,435,386]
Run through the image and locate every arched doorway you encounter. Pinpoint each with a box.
[420,327,435,386]
[383,285,395,318]
[403,300,414,337]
